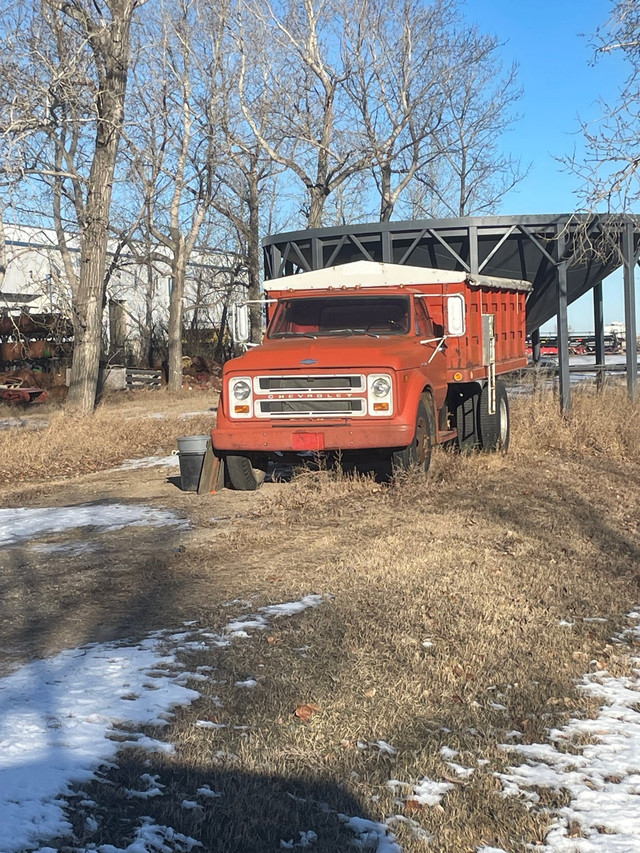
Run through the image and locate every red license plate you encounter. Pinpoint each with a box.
[292,432,325,451]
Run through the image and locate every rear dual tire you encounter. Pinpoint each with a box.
[454,380,510,453]
[478,379,510,452]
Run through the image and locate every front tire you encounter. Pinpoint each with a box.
[225,454,268,490]
[478,379,510,452]
[392,396,436,474]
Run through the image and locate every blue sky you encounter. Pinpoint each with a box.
[464,0,637,333]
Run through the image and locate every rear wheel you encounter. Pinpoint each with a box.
[478,379,510,452]
[225,453,268,490]
[392,397,436,474]
[455,385,481,453]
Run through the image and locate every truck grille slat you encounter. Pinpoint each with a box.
[259,399,364,416]
[258,374,364,392]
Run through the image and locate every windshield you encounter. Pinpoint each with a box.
[268,296,410,338]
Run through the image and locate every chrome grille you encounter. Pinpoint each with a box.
[257,399,364,417]
[257,374,364,392]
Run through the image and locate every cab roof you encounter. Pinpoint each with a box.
[263,260,532,293]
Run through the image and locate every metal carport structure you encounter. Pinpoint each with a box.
[263,214,640,410]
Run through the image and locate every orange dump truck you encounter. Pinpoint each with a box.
[212,261,531,489]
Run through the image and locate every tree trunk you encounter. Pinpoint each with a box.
[247,171,262,343]
[379,161,394,222]
[0,216,6,292]
[308,186,330,229]
[167,250,186,391]
[142,257,155,368]
[68,177,114,411]
[66,3,136,414]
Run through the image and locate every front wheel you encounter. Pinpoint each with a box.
[392,397,436,474]
[225,453,268,491]
[478,379,510,452]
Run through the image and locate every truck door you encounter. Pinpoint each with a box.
[415,297,447,407]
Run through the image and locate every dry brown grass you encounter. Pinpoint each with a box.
[3,384,640,851]
[0,388,217,487]
[511,385,640,462]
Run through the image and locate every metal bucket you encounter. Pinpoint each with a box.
[177,434,210,491]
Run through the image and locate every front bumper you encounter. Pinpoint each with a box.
[212,418,414,453]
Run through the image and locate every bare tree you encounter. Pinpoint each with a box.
[51,0,143,412]
[123,0,223,389]
[0,0,144,413]
[237,0,371,229]
[409,29,524,219]
[205,1,286,342]
[567,1,640,212]
[343,0,455,221]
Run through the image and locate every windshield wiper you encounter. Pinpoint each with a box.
[272,332,317,339]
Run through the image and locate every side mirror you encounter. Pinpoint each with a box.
[445,294,466,337]
[232,303,250,343]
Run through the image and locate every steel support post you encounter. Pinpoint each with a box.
[531,328,541,363]
[623,221,638,401]
[469,225,479,275]
[381,229,393,264]
[311,236,322,270]
[556,229,571,412]
[593,281,605,389]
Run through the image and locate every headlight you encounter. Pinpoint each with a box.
[232,380,251,401]
[371,377,391,397]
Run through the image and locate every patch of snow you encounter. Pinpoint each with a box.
[440,746,458,760]
[180,410,217,419]
[0,593,328,852]
[195,786,222,799]
[499,613,640,849]
[411,777,455,807]
[0,640,197,852]
[235,678,258,689]
[280,829,318,848]
[340,815,402,853]
[446,762,474,779]
[261,594,325,619]
[0,503,188,548]
[94,817,201,852]
[224,596,325,640]
[118,455,180,470]
[373,740,397,756]
[0,417,48,432]
[124,773,165,799]
[85,815,99,832]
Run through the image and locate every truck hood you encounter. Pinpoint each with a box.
[225,335,425,375]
